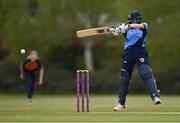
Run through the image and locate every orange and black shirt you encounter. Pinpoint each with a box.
[23,59,42,72]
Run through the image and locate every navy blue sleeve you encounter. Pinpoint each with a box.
[23,59,29,65]
[36,59,43,69]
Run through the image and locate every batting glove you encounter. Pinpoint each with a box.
[118,23,129,34]
[109,26,121,36]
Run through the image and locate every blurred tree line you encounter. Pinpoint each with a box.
[0,0,180,94]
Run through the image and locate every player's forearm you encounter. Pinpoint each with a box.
[20,64,24,79]
[129,24,144,29]
[20,64,23,74]
[39,68,44,81]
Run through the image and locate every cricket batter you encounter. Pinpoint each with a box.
[110,11,162,111]
[20,50,44,102]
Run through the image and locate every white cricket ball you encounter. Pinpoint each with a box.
[20,49,26,54]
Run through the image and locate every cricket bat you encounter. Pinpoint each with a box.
[76,26,111,38]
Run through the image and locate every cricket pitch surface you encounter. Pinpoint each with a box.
[0,94,180,122]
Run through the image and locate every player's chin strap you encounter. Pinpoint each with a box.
[109,23,129,36]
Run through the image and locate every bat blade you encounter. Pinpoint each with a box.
[76,27,110,38]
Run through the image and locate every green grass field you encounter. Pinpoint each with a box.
[0,94,180,122]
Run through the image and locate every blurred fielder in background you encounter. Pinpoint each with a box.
[110,11,162,111]
[20,50,44,102]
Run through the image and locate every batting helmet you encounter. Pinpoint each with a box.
[128,11,142,24]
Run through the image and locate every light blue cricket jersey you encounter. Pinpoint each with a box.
[124,22,148,49]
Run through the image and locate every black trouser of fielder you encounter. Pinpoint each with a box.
[24,71,37,99]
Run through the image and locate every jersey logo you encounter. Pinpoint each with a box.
[139,58,145,63]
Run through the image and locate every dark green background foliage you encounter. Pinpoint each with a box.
[0,0,180,94]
